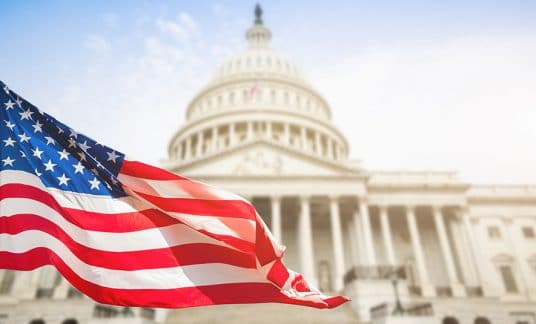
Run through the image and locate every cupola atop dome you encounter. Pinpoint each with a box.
[246,4,272,48]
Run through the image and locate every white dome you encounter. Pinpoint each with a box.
[166,6,350,168]
[209,41,309,87]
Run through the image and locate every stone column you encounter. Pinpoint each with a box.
[406,206,434,296]
[352,211,364,264]
[196,131,204,157]
[247,121,253,140]
[176,143,182,160]
[184,137,191,160]
[315,132,322,155]
[327,140,334,159]
[432,206,465,296]
[283,123,290,145]
[299,196,316,285]
[266,121,273,140]
[359,199,377,266]
[300,127,307,150]
[458,208,484,293]
[229,123,236,146]
[271,196,282,245]
[212,127,219,152]
[379,205,396,266]
[329,196,345,291]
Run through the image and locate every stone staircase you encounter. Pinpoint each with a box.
[166,302,360,324]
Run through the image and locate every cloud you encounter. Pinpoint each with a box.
[156,12,199,43]
[310,34,536,183]
[84,34,111,53]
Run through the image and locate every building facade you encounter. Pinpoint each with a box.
[162,6,536,324]
[1,5,535,324]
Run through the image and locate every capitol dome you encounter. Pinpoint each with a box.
[165,5,351,173]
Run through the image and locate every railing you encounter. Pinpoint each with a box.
[370,303,389,319]
[93,305,134,319]
[67,287,84,299]
[407,303,433,316]
[408,285,422,296]
[35,288,54,299]
[466,286,483,297]
[436,286,453,297]
[343,265,406,285]
[370,302,434,319]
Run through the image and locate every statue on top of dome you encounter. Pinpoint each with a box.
[254,3,263,25]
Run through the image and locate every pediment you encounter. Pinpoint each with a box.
[171,140,361,178]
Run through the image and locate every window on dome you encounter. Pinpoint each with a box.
[257,57,261,66]
[522,226,535,239]
[488,226,501,240]
[270,90,276,104]
[296,95,301,108]
[217,95,222,108]
[246,57,251,67]
[229,92,235,105]
[284,92,289,105]
[267,57,271,67]
[243,90,248,103]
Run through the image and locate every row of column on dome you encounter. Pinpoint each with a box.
[247,195,485,296]
[172,120,346,162]
[188,86,329,120]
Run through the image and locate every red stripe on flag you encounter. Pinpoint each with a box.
[0,214,256,270]
[1,183,178,232]
[120,160,186,181]
[133,190,257,220]
[0,249,347,309]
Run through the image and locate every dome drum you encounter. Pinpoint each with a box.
[168,116,348,166]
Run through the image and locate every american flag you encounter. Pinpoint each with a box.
[0,81,348,309]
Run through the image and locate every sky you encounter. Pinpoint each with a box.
[1,1,535,184]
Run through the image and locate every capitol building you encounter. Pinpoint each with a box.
[1,5,536,324]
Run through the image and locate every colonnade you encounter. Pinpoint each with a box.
[258,195,480,295]
[173,120,346,162]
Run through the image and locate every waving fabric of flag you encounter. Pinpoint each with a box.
[0,81,348,309]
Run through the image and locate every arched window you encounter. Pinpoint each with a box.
[62,319,78,324]
[475,317,491,324]
[29,320,45,324]
[442,317,460,324]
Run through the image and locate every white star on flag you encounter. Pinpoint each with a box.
[32,120,43,133]
[44,159,57,172]
[19,108,34,120]
[73,161,85,174]
[18,133,31,143]
[3,136,15,147]
[58,149,70,160]
[2,156,15,166]
[5,120,15,130]
[89,177,101,190]
[32,147,44,159]
[107,150,120,163]
[57,173,70,186]
[4,99,15,110]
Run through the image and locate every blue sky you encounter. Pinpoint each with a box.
[1,1,536,183]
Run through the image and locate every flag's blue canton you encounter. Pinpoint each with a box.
[1,81,126,197]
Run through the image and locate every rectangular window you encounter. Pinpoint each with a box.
[499,265,518,293]
[0,270,15,295]
[522,226,535,238]
[488,226,502,239]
